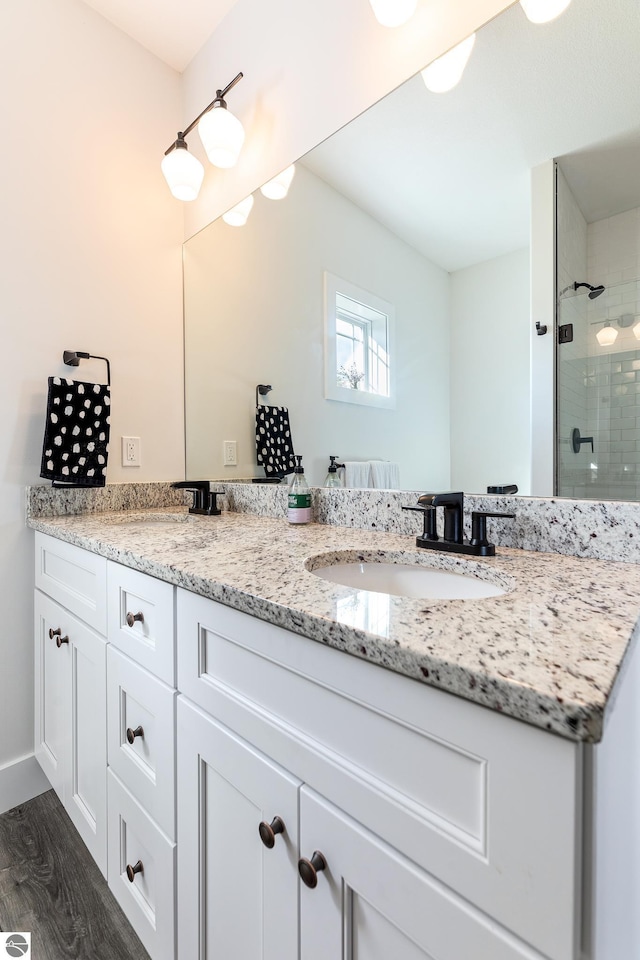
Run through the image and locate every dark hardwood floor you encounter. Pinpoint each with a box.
[0,790,150,960]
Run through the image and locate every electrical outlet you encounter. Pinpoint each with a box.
[121,436,141,467]
[223,440,237,466]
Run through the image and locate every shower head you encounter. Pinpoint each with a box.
[574,281,606,299]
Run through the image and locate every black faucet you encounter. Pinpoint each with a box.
[403,491,514,557]
[171,480,222,516]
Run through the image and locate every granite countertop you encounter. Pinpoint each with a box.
[28,508,640,743]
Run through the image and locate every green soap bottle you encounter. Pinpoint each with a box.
[288,456,312,524]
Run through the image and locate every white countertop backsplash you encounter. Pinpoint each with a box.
[28,481,640,563]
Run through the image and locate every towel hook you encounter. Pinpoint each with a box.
[63,350,111,387]
[256,383,272,407]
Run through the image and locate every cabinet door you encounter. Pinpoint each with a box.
[299,787,543,960]
[35,590,71,798]
[34,590,107,876]
[177,698,300,960]
[67,613,107,875]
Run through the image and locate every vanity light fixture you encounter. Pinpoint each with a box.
[596,322,618,347]
[162,72,244,201]
[421,34,476,93]
[161,137,205,201]
[519,0,572,24]
[260,165,296,200]
[222,194,254,226]
[369,0,418,27]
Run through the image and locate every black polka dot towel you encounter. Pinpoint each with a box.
[40,377,111,487]
[255,404,296,479]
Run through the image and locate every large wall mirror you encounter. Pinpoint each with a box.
[184,0,640,496]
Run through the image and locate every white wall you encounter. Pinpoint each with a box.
[184,164,450,490]
[181,0,516,241]
[0,0,184,771]
[450,248,531,494]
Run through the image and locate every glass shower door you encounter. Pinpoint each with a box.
[557,280,640,500]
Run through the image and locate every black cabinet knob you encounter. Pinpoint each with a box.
[258,816,285,849]
[298,851,327,888]
[126,725,144,745]
[126,611,144,628]
[126,860,143,883]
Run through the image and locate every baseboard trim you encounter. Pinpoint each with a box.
[0,754,51,815]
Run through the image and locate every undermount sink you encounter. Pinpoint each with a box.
[98,512,190,529]
[307,552,512,600]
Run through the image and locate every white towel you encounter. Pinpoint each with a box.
[342,461,373,488]
[369,460,400,489]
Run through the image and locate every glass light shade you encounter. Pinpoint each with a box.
[421,34,476,93]
[260,165,296,200]
[222,194,254,227]
[519,0,572,23]
[198,103,245,169]
[369,0,417,27]
[161,143,204,201]
[596,323,618,346]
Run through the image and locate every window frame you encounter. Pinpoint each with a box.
[323,272,396,409]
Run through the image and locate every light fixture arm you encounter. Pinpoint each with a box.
[164,72,244,155]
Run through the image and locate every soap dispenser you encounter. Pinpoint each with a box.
[288,455,312,524]
[324,456,344,488]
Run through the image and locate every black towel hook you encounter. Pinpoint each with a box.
[63,350,111,387]
[256,383,272,406]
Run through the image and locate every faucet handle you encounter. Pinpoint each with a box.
[402,504,438,542]
[470,511,515,548]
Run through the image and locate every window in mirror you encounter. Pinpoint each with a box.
[324,272,395,408]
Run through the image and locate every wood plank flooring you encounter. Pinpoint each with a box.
[0,790,150,960]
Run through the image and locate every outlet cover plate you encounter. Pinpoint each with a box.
[122,436,141,467]
[223,440,237,466]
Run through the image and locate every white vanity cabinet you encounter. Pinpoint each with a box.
[176,589,582,960]
[34,533,108,875]
[34,533,605,960]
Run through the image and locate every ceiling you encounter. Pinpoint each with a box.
[302,0,640,272]
[79,0,240,71]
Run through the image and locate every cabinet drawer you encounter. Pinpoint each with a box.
[107,770,175,960]
[177,589,580,960]
[108,563,175,684]
[35,532,107,634]
[108,647,176,839]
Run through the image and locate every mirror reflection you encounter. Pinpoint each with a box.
[184,0,640,496]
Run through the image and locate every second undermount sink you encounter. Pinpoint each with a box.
[98,512,191,529]
[308,552,512,600]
